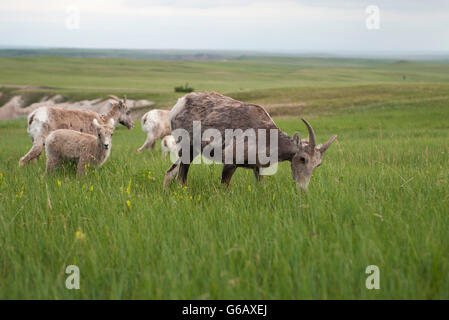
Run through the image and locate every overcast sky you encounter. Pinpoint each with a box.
[1,0,448,52]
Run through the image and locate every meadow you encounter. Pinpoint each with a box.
[0,55,448,299]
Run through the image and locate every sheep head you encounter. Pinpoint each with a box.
[93,118,115,150]
[291,119,337,191]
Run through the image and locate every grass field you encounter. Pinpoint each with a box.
[0,55,448,299]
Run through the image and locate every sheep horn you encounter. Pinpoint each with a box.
[108,95,120,101]
[319,135,338,154]
[301,118,316,151]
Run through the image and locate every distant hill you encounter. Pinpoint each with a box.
[0,48,448,61]
[0,48,255,61]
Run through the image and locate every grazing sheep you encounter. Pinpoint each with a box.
[138,109,170,152]
[161,135,176,156]
[164,92,337,190]
[45,118,115,176]
[19,95,133,167]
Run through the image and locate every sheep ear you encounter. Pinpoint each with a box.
[293,132,301,146]
[93,118,99,128]
[109,118,115,127]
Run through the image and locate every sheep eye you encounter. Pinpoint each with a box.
[98,134,101,138]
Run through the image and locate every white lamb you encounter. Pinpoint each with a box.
[138,109,170,152]
[161,135,177,157]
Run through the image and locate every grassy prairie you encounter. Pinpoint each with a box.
[1,56,449,106]
[0,56,448,299]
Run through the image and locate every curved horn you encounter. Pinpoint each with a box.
[108,95,120,101]
[301,118,316,150]
[319,135,337,154]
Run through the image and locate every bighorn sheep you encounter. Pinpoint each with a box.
[138,109,170,152]
[161,135,176,156]
[19,95,133,166]
[45,118,115,176]
[164,92,337,190]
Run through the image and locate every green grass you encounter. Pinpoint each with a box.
[2,56,449,109]
[0,56,448,299]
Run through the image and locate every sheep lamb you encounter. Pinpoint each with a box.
[161,135,176,156]
[19,95,133,166]
[138,109,170,152]
[45,118,115,176]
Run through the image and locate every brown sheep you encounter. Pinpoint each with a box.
[164,92,337,190]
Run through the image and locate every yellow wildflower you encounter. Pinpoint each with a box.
[248,185,251,192]
[57,179,61,186]
[16,186,24,198]
[90,185,93,191]
[198,194,201,201]
[75,230,86,240]
[0,172,3,179]
[126,178,132,196]
[189,195,193,200]
[126,200,131,208]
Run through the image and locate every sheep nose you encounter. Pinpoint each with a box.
[104,144,109,149]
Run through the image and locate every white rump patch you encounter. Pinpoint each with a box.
[140,114,147,130]
[27,107,49,140]
[32,107,49,123]
[141,109,162,133]
[169,96,186,129]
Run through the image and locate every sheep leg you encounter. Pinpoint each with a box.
[163,159,181,188]
[46,155,62,174]
[138,135,156,152]
[76,158,88,177]
[178,163,191,186]
[221,164,237,186]
[253,167,264,183]
[19,139,44,166]
[177,147,200,186]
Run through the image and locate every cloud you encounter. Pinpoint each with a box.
[124,0,258,9]
[0,0,448,51]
